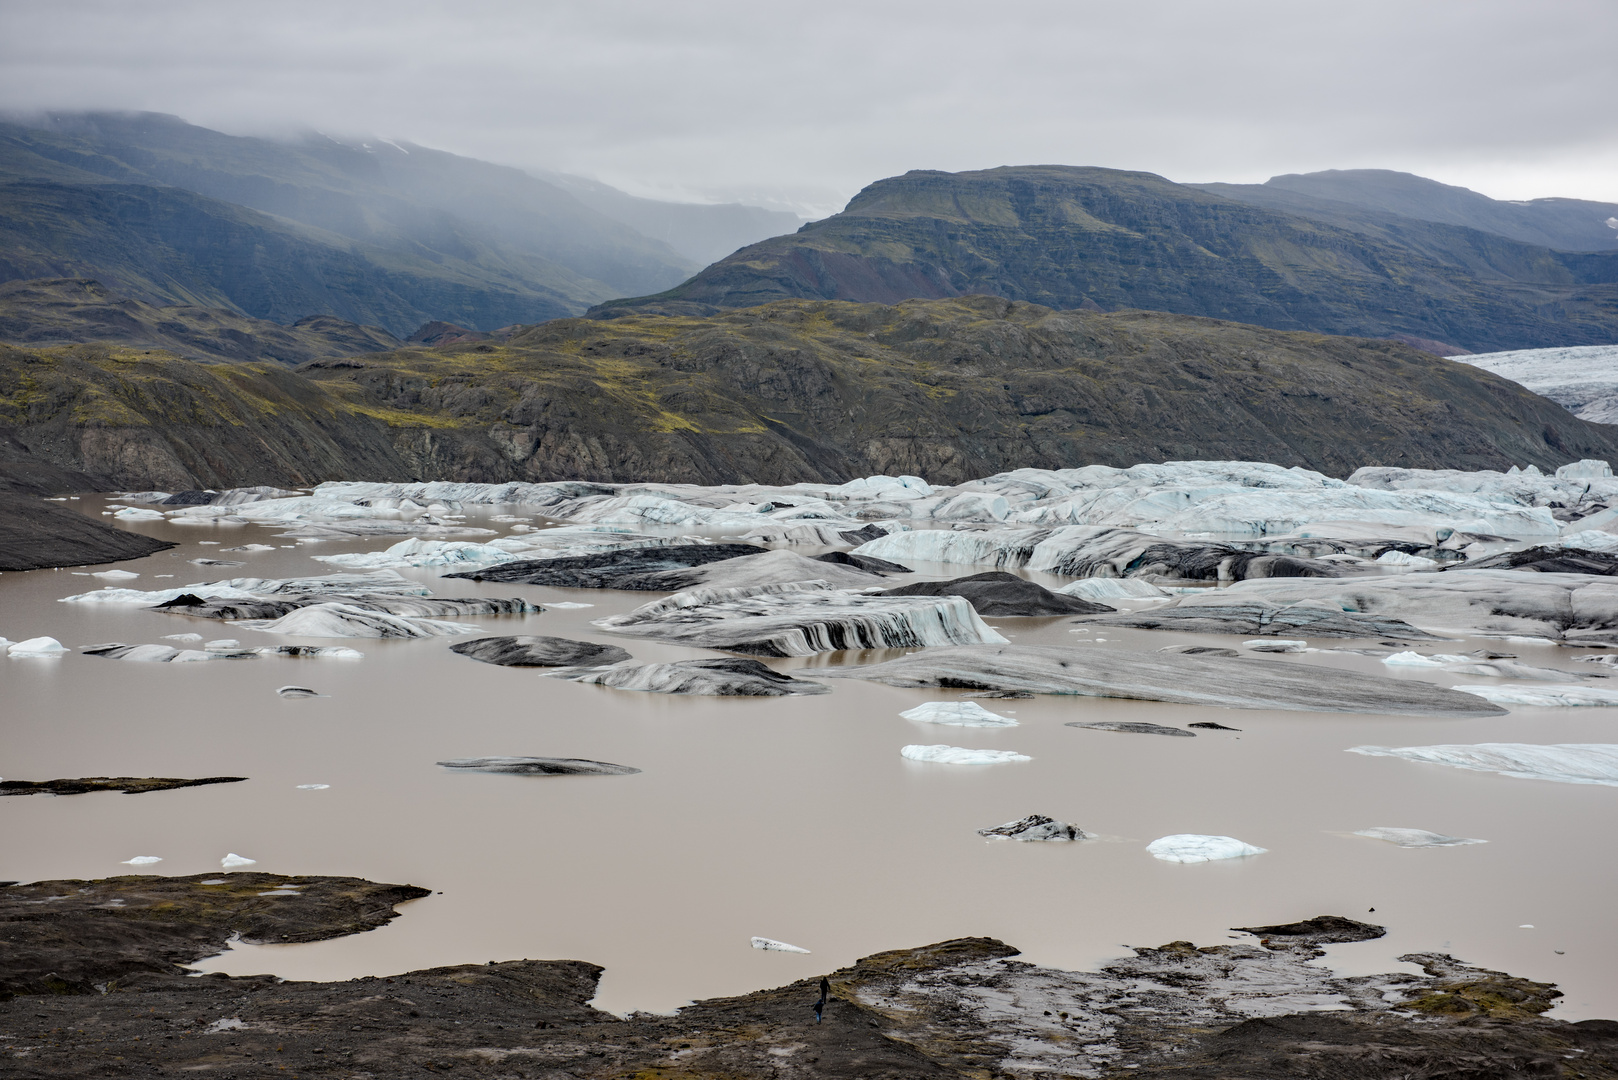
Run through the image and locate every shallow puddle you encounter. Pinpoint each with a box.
[2,498,1614,1018]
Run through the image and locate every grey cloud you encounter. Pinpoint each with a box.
[0,0,1614,213]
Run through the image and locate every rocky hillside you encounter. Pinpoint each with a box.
[4,298,1615,491]
[0,278,402,363]
[591,166,1618,353]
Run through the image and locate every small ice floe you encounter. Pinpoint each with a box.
[1452,684,1618,707]
[1382,651,1472,667]
[296,783,330,789]
[900,744,1031,765]
[8,636,66,657]
[205,639,240,649]
[256,646,363,659]
[220,853,256,868]
[121,855,163,865]
[1353,827,1487,847]
[977,814,1084,841]
[112,507,166,521]
[751,937,810,954]
[1146,834,1267,863]
[222,544,277,552]
[546,601,596,609]
[276,685,321,698]
[163,633,204,642]
[1243,639,1307,653]
[1067,721,1194,737]
[91,569,140,581]
[1375,550,1438,570]
[899,701,1018,727]
[191,558,245,567]
[1348,743,1618,786]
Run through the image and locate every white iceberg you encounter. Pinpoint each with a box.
[750,936,811,953]
[163,633,204,642]
[1451,684,1618,707]
[1145,834,1267,863]
[296,784,330,790]
[220,853,257,868]
[8,636,66,657]
[112,506,166,521]
[91,569,140,580]
[312,537,523,570]
[546,601,595,609]
[1375,550,1437,570]
[1352,827,1486,847]
[899,701,1019,727]
[1057,577,1168,600]
[1347,743,1618,786]
[121,855,163,865]
[1382,651,1472,667]
[853,528,1052,568]
[900,744,1031,765]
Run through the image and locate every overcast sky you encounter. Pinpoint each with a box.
[2,0,1614,215]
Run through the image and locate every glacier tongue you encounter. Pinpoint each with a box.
[592,582,1008,657]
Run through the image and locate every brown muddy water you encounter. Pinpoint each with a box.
[2,498,1615,1018]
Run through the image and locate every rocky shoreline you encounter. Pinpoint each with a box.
[2,874,1613,1077]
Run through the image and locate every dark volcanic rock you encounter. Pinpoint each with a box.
[1083,600,1438,639]
[814,550,911,573]
[1453,545,1618,575]
[436,757,641,776]
[1066,721,1195,737]
[0,776,246,797]
[838,523,891,545]
[445,543,766,588]
[882,570,1115,616]
[1236,915,1389,951]
[450,635,632,668]
[568,657,830,696]
[0,493,173,571]
[1189,721,1242,730]
[6,877,1612,1079]
[0,873,428,998]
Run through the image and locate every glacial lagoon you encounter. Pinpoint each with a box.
[4,464,1617,1018]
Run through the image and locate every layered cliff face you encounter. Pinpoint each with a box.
[4,298,1615,491]
[590,166,1618,353]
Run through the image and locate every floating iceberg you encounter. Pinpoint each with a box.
[7,636,66,657]
[595,582,1008,657]
[220,853,257,868]
[977,814,1084,841]
[450,635,632,668]
[112,506,166,521]
[1352,827,1486,847]
[296,784,330,790]
[900,744,1031,765]
[313,538,523,570]
[819,645,1501,715]
[568,658,829,696]
[1066,721,1194,737]
[121,855,163,865]
[436,757,640,776]
[1451,684,1618,707]
[91,569,140,580]
[1146,834,1267,863]
[899,701,1018,727]
[1058,578,1168,600]
[750,936,811,953]
[276,686,321,698]
[236,602,482,638]
[1347,743,1618,786]
[1382,651,1472,667]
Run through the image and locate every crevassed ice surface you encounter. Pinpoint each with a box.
[6,466,1618,1022]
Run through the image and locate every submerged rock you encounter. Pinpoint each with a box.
[450,635,632,668]
[977,814,1084,841]
[568,658,830,696]
[593,581,1008,657]
[1147,834,1267,863]
[443,543,766,588]
[436,756,641,776]
[880,570,1114,616]
[1066,721,1195,736]
[0,776,246,797]
[819,644,1504,716]
[1352,827,1487,847]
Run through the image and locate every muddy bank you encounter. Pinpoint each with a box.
[0,493,173,571]
[2,875,1613,1078]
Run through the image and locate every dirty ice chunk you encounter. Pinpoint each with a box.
[1353,827,1487,847]
[751,936,810,954]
